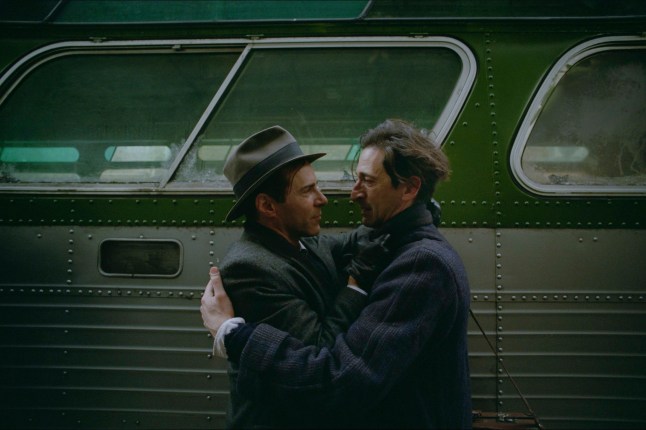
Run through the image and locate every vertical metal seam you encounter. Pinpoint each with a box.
[483,29,506,412]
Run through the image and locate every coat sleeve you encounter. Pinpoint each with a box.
[304,227,373,346]
[234,245,463,415]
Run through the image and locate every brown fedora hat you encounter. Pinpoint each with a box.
[223,126,325,221]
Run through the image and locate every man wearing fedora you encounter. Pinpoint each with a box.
[202,119,472,429]
[210,125,391,428]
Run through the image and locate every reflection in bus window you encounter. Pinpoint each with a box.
[0,51,239,184]
[0,146,79,163]
[522,48,646,189]
[173,46,464,185]
[0,146,80,182]
[105,145,172,163]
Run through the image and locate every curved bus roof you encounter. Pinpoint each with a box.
[2,0,646,24]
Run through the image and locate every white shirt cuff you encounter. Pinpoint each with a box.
[213,317,246,358]
[346,284,368,296]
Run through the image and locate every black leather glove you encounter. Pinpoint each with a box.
[346,233,391,290]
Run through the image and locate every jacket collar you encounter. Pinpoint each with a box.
[243,220,303,258]
[369,202,435,246]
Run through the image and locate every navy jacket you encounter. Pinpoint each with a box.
[220,222,369,428]
[228,203,472,429]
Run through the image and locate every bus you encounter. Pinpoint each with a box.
[1,1,645,428]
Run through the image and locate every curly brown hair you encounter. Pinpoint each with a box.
[355,119,451,201]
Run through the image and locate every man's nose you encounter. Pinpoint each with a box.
[316,189,328,206]
[350,182,363,201]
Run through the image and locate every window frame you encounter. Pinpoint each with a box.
[0,36,476,194]
[510,35,646,196]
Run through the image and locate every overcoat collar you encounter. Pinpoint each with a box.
[243,220,303,258]
[370,201,434,240]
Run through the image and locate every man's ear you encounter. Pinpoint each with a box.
[255,193,277,218]
[402,176,422,202]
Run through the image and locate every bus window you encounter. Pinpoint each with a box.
[513,41,646,195]
[53,0,369,22]
[172,44,469,187]
[0,38,474,191]
[0,50,240,184]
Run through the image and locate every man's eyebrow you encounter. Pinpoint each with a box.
[358,171,377,179]
[299,181,319,192]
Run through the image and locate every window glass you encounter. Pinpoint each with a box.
[0,0,60,22]
[172,46,463,186]
[0,51,240,184]
[54,0,368,23]
[520,48,646,192]
[0,40,472,190]
[367,0,646,18]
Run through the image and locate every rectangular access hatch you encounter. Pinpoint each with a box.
[99,239,182,278]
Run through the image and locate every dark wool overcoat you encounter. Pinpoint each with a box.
[220,221,369,428]
[231,203,473,429]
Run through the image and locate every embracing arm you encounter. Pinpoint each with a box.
[221,260,366,348]
[218,227,390,348]
[228,247,462,414]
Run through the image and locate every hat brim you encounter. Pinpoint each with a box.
[225,152,326,222]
